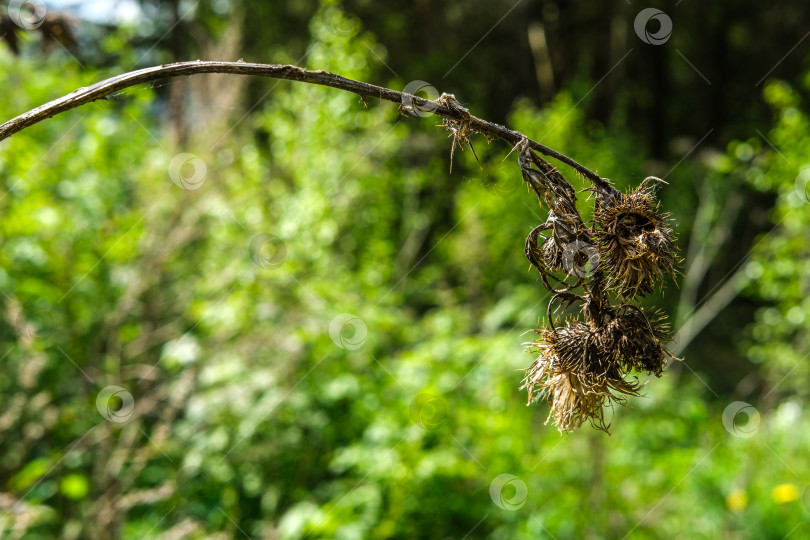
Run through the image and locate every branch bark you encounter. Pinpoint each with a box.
[0,60,612,190]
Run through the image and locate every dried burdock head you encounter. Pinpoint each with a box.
[529,371,613,433]
[516,141,679,433]
[521,322,641,433]
[605,307,675,377]
[594,178,678,299]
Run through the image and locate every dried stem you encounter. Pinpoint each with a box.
[0,60,613,190]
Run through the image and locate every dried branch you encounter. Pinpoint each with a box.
[0,60,613,190]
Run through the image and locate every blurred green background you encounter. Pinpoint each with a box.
[1,0,810,538]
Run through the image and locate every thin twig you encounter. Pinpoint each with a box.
[0,60,612,190]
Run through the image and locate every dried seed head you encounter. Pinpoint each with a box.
[594,180,678,299]
[535,371,612,433]
[522,322,641,433]
[517,149,679,433]
[605,307,674,377]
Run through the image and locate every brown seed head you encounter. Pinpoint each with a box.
[594,181,679,299]
[522,322,642,433]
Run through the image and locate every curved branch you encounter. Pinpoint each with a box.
[0,60,611,189]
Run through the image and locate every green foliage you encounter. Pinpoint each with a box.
[737,79,810,397]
